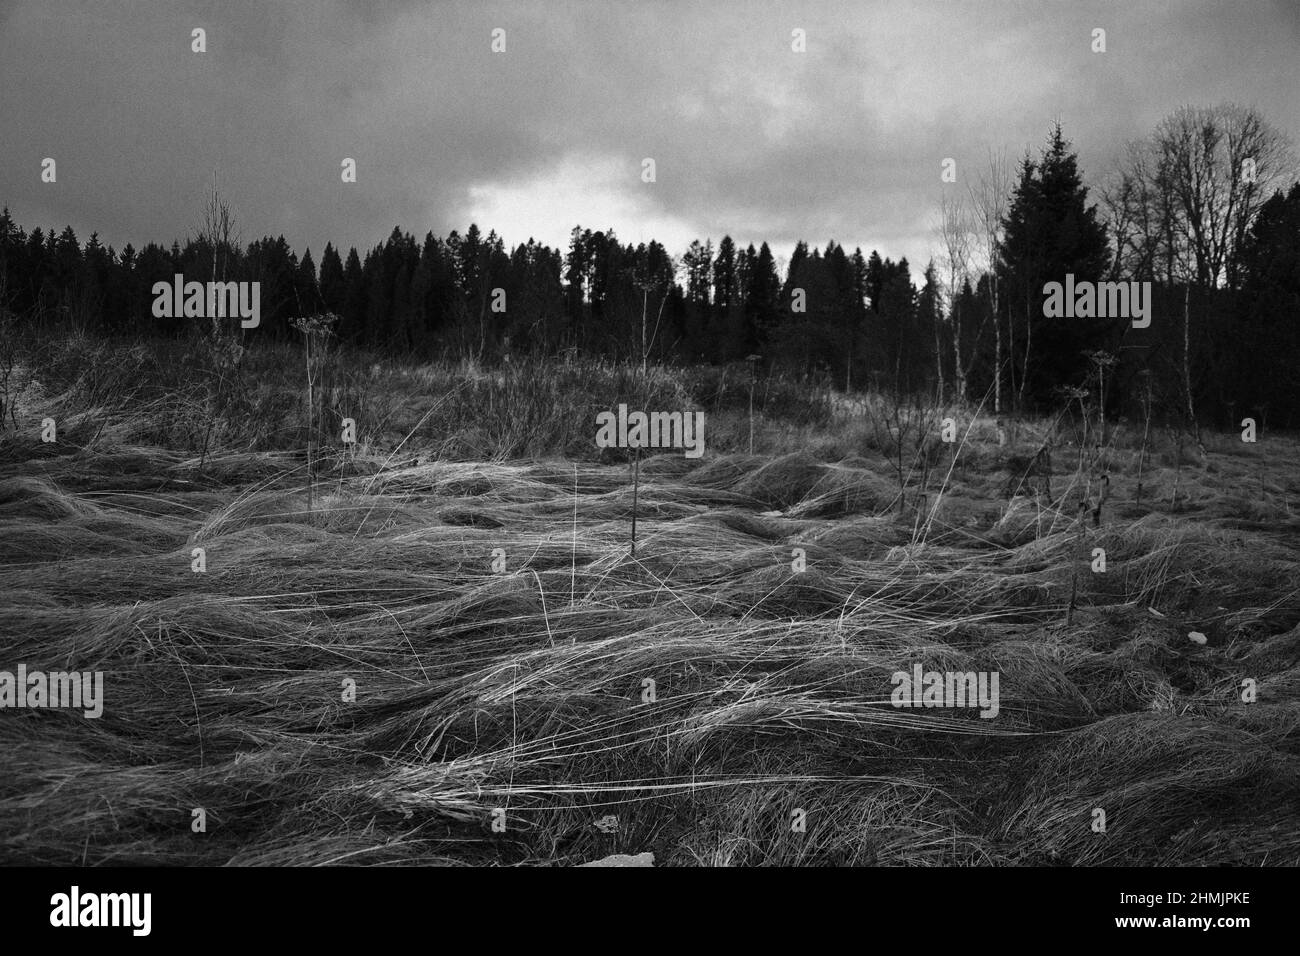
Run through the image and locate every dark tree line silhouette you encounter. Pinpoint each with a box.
[3,118,1299,426]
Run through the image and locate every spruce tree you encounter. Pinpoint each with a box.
[998,124,1110,407]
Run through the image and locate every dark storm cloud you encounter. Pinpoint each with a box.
[1,0,1297,271]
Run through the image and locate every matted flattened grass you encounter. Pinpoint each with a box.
[2,402,1299,867]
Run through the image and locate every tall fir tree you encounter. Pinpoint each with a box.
[997,124,1110,406]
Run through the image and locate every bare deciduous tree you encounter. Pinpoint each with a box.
[197,174,241,342]
[1100,140,1175,283]
[1154,104,1293,290]
[1107,105,1295,454]
[936,191,974,402]
[192,177,246,465]
[967,150,1011,414]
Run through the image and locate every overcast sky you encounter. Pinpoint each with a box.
[2,0,1298,276]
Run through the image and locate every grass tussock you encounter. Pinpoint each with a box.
[1,342,1298,865]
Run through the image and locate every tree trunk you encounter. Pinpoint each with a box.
[1019,286,1032,408]
[992,275,1002,415]
[1006,293,1016,409]
[933,305,944,402]
[951,298,965,402]
[1182,284,1206,458]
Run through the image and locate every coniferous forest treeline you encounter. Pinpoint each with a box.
[4,116,1300,427]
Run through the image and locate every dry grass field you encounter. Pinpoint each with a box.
[2,341,1298,866]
